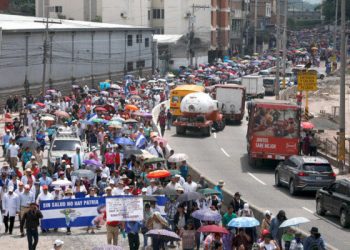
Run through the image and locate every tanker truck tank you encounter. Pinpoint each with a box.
[180,92,218,114]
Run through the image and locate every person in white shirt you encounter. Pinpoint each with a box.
[112,181,125,196]
[146,179,158,195]
[259,233,280,250]
[7,139,20,168]
[51,187,64,200]
[2,186,20,234]
[71,146,85,170]
[15,182,24,196]
[21,168,36,186]
[19,185,35,236]
[183,175,198,193]
[36,185,53,204]
[101,165,110,178]
[166,175,182,190]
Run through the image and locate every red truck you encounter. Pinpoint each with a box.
[246,99,301,165]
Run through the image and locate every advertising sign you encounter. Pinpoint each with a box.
[297,71,317,91]
[106,196,144,221]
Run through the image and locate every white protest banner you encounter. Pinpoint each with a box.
[106,196,144,221]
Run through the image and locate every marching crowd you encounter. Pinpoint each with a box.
[0,71,328,250]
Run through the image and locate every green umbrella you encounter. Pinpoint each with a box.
[198,188,220,196]
[143,157,165,164]
[91,118,106,123]
[169,170,181,176]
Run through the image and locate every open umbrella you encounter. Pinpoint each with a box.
[71,169,95,180]
[35,102,45,108]
[83,159,102,167]
[169,170,181,176]
[146,229,181,242]
[153,188,178,196]
[133,111,152,118]
[95,107,107,112]
[228,217,260,228]
[177,192,203,203]
[108,123,122,129]
[147,170,171,179]
[279,217,310,228]
[91,118,107,124]
[114,137,135,146]
[144,157,165,164]
[40,116,55,121]
[198,188,220,196]
[125,104,139,111]
[301,121,314,130]
[54,110,70,118]
[198,225,229,234]
[51,180,72,186]
[167,153,188,163]
[142,195,157,202]
[111,117,125,123]
[153,137,167,146]
[192,209,222,222]
[125,119,138,124]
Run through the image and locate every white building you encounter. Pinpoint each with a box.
[0,14,153,96]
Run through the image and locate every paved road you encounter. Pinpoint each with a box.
[165,117,350,250]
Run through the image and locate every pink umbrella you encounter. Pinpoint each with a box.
[301,121,314,130]
[153,136,167,146]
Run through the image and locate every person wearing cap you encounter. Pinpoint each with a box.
[146,179,158,195]
[259,233,280,250]
[65,165,73,181]
[2,186,20,234]
[71,146,85,170]
[123,186,132,196]
[24,155,37,169]
[51,187,63,201]
[166,175,182,191]
[39,171,52,187]
[103,186,113,197]
[261,210,272,235]
[111,180,124,196]
[7,139,20,169]
[303,227,325,250]
[52,239,64,250]
[238,203,254,217]
[21,168,36,186]
[19,184,35,236]
[213,180,225,202]
[21,202,43,250]
[97,173,109,196]
[36,185,53,204]
[230,191,245,213]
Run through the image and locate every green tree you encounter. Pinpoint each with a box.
[318,0,350,23]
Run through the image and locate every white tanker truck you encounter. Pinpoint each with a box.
[173,92,225,136]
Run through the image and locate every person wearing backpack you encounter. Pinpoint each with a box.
[303,227,326,250]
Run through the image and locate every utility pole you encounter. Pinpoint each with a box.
[275,0,281,100]
[281,0,288,93]
[339,0,346,173]
[35,6,61,94]
[253,0,258,54]
[333,0,338,50]
[188,4,210,66]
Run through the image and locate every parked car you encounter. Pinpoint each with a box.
[316,179,350,228]
[275,155,336,195]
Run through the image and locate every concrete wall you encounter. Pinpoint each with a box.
[0,29,153,91]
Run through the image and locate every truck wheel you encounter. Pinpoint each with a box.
[248,154,256,166]
[340,209,350,228]
[203,126,212,137]
[316,199,326,216]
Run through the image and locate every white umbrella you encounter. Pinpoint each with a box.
[40,116,55,121]
[279,217,310,228]
[51,180,72,186]
[167,153,189,163]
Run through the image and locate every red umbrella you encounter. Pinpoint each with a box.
[95,107,107,112]
[198,225,229,234]
[301,121,314,130]
[125,104,139,111]
[4,118,13,123]
[35,102,45,108]
[64,96,71,102]
[147,170,171,179]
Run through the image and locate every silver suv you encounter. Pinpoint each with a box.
[275,155,336,195]
[48,129,82,167]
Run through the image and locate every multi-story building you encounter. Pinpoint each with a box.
[35,0,231,65]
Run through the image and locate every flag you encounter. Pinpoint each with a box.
[135,133,147,149]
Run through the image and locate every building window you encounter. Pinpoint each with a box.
[127,62,134,71]
[154,28,164,34]
[265,3,271,17]
[152,9,164,19]
[148,10,151,20]
[231,20,241,32]
[136,34,142,43]
[136,60,145,69]
[127,35,133,46]
[145,38,150,47]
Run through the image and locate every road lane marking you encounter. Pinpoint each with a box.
[213,132,217,139]
[302,207,314,214]
[220,148,230,157]
[247,172,267,185]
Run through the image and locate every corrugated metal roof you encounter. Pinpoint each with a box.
[0,14,153,32]
[153,34,184,44]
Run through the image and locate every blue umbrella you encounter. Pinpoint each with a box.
[17,137,33,143]
[114,137,135,146]
[191,209,222,222]
[228,217,260,228]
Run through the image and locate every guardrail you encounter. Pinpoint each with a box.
[151,100,336,250]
